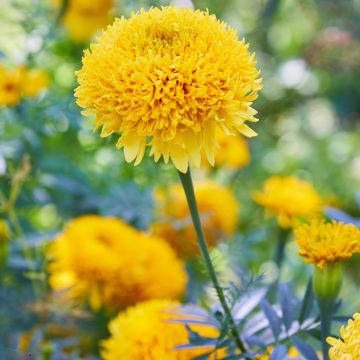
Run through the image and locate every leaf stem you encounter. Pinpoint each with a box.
[318,298,333,360]
[178,168,248,356]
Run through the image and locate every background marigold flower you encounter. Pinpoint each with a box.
[253,176,323,228]
[21,69,49,97]
[294,220,360,269]
[75,6,262,173]
[48,216,187,309]
[101,299,225,360]
[327,313,360,359]
[0,65,23,106]
[153,181,238,257]
[214,128,250,169]
[56,0,114,42]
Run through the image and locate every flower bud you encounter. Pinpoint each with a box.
[313,262,342,299]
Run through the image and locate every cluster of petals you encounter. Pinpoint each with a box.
[48,216,187,309]
[327,313,360,360]
[101,299,224,360]
[294,220,360,269]
[253,176,323,228]
[75,6,262,172]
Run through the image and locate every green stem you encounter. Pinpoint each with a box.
[318,298,333,360]
[178,168,248,356]
[274,228,289,269]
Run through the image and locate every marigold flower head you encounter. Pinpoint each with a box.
[101,299,225,360]
[75,6,262,173]
[253,176,323,228]
[0,65,23,106]
[56,0,114,42]
[214,128,250,169]
[48,216,187,309]
[21,69,49,97]
[327,313,360,360]
[294,220,360,269]
[153,180,238,257]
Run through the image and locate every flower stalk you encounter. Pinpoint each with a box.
[313,263,342,360]
[178,168,248,356]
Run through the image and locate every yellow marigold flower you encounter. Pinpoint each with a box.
[253,176,323,228]
[101,299,225,360]
[214,128,250,169]
[48,216,187,309]
[327,313,360,360]
[294,220,360,269]
[0,65,23,106]
[56,0,114,42]
[21,69,49,97]
[153,181,238,257]
[75,7,262,173]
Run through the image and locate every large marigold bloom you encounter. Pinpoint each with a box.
[101,300,225,360]
[294,220,360,269]
[253,176,323,228]
[327,313,360,360]
[153,181,238,257]
[75,7,262,173]
[56,0,114,42]
[0,65,23,106]
[48,216,187,309]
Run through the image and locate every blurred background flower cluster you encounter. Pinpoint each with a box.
[0,0,360,359]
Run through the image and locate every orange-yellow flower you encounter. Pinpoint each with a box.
[153,181,238,257]
[75,7,262,173]
[55,0,114,42]
[0,65,23,106]
[101,300,225,360]
[253,176,323,228]
[294,220,360,269]
[21,69,49,97]
[214,128,250,169]
[48,216,187,309]
[327,313,360,359]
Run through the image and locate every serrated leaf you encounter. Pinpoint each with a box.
[292,336,319,360]
[299,278,314,323]
[270,345,287,360]
[279,282,296,331]
[260,299,282,340]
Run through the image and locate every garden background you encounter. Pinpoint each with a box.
[0,0,360,359]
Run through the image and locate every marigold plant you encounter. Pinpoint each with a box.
[101,299,225,360]
[327,313,360,359]
[153,181,238,257]
[294,220,360,269]
[0,65,23,106]
[75,6,262,173]
[253,176,323,228]
[48,216,187,309]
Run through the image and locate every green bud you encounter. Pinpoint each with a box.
[313,262,342,300]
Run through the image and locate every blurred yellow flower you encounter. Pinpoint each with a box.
[327,313,360,360]
[214,128,250,169]
[0,65,23,106]
[75,7,262,173]
[48,216,187,309]
[253,176,323,228]
[101,299,225,360]
[58,0,114,42]
[153,181,238,257]
[21,69,49,97]
[295,220,360,269]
